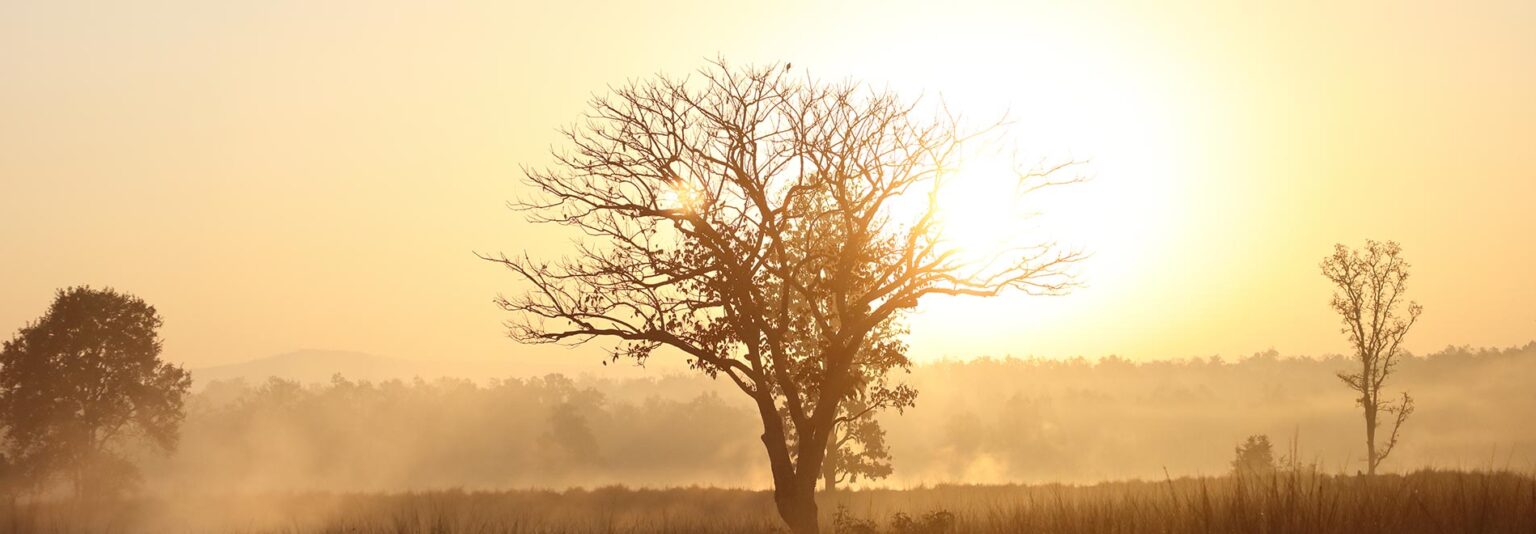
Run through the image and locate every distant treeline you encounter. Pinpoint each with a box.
[138,343,1536,492]
[886,342,1536,484]
[142,374,763,491]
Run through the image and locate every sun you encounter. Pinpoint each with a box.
[932,158,1045,264]
[883,153,1077,270]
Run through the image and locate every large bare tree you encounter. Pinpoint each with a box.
[1320,240,1422,475]
[485,61,1079,533]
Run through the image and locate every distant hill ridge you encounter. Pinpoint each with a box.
[186,348,674,388]
[189,350,431,385]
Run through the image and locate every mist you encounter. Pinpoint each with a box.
[129,343,1536,495]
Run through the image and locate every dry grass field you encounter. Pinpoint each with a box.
[5,469,1533,534]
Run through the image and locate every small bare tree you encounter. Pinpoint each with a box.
[1320,240,1422,475]
[484,60,1079,533]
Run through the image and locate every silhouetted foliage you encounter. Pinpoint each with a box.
[483,60,1079,533]
[0,287,191,497]
[540,375,604,465]
[822,399,896,491]
[833,505,879,534]
[1230,434,1275,475]
[888,510,956,534]
[1321,240,1421,475]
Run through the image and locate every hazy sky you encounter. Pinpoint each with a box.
[2,0,1532,370]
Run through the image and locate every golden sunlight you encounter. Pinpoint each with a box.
[933,157,1037,263]
[3,1,1533,531]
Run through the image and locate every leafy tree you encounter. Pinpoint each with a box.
[0,287,191,496]
[540,376,604,465]
[485,61,1079,533]
[1321,240,1421,475]
[1230,434,1276,475]
[821,399,898,491]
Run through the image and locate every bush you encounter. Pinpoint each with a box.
[1231,434,1276,475]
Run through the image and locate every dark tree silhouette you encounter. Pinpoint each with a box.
[484,61,1080,533]
[0,287,191,496]
[1321,240,1421,475]
[1230,434,1275,475]
[541,377,604,465]
[821,399,896,491]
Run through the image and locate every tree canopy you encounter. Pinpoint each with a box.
[486,60,1079,533]
[0,286,191,496]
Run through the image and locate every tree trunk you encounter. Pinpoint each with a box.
[71,464,83,500]
[1364,398,1378,475]
[756,401,822,534]
[766,435,826,534]
[1361,357,1378,476]
[773,479,820,534]
[822,433,839,492]
[759,359,853,533]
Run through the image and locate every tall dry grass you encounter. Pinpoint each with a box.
[4,469,1532,533]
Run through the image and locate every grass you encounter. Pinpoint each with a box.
[4,469,1533,533]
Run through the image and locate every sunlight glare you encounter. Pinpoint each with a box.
[934,157,1042,265]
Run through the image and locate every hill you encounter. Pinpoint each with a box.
[187,349,542,386]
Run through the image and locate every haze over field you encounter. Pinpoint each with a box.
[144,343,1536,492]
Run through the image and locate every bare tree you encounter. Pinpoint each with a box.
[1320,240,1422,475]
[484,61,1080,533]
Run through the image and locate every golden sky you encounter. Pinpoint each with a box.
[2,0,1532,370]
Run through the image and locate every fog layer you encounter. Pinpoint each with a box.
[139,344,1536,492]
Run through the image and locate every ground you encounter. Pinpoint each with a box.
[6,469,1533,533]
